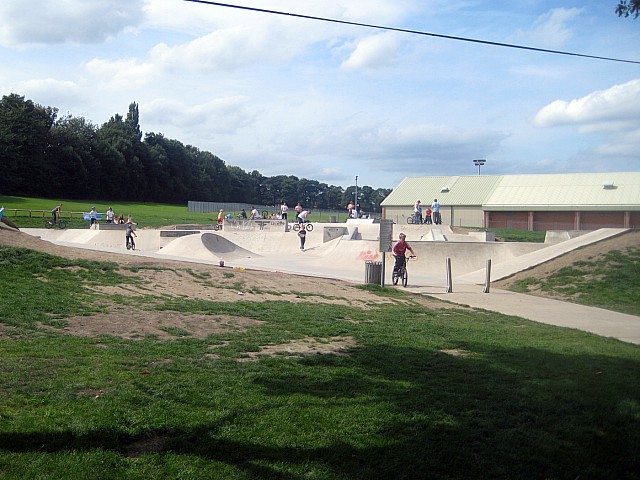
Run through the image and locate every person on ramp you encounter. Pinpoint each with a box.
[125,219,137,250]
[392,233,415,276]
[298,225,307,250]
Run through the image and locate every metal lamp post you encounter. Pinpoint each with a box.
[473,159,486,175]
[354,175,358,216]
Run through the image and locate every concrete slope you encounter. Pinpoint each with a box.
[458,228,629,284]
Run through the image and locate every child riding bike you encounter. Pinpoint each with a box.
[391,232,415,276]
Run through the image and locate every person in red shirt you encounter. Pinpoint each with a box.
[392,233,415,275]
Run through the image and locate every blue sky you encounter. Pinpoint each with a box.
[1,0,639,189]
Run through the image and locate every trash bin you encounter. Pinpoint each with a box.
[330,215,337,223]
[364,261,382,284]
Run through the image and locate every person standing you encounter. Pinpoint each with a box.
[89,206,98,229]
[240,209,247,219]
[298,225,306,250]
[106,207,114,224]
[424,205,432,225]
[414,200,422,224]
[294,202,302,222]
[391,233,415,276]
[280,202,289,220]
[431,198,441,225]
[217,209,224,226]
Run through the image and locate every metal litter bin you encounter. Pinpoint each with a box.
[364,261,382,284]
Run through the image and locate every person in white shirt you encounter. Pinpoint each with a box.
[106,207,114,224]
[250,207,261,219]
[280,202,289,220]
[298,210,310,224]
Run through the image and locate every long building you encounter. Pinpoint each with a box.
[380,172,640,231]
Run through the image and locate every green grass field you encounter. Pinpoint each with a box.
[0,196,350,228]
[1,196,639,479]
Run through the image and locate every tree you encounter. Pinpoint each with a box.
[616,0,640,18]
[0,93,57,196]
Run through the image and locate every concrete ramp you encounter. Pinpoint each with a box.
[201,233,259,260]
[459,228,629,284]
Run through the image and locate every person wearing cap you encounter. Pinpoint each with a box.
[392,232,415,276]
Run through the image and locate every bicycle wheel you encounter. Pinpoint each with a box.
[58,220,67,229]
[402,268,408,287]
[45,219,53,229]
[406,216,414,224]
[305,223,313,232]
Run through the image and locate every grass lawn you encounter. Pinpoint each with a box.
[0,196,349,229]
[1,245,639,479]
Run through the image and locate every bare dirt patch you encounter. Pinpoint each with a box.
[0,224,420,342]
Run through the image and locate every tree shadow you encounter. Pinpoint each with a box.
[1,344,638,479]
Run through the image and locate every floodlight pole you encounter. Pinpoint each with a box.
[473,159,486,176]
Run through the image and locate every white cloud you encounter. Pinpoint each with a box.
[341,33,402,71]
[149,26,295,72]
[533,79,640,129]
[142,97,256,134]
[0,0,145,45]
[526,7,581,48]
[84,58,158,90]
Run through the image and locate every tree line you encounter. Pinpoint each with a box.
[0,94,391,212]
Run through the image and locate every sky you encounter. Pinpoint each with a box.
[1,0,639,189]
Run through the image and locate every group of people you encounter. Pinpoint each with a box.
[413,199,441,225]
[50,204,136,248]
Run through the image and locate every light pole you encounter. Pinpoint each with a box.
[354,175,358,215]
[473,159,486,176]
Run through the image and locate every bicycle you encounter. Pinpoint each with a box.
[392,254,416,287]
[45,218,67,229]
[126,235,136,250]
[292,222,313,232]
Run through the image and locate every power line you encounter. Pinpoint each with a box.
[184,0,640,65]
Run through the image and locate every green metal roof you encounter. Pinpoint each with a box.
[382,172,640,210]
[381,175,501,207]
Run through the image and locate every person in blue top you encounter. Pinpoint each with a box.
[431,198,441,225]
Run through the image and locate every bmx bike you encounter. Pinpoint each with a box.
[392,254,416,287]
[126,235,136,250]
[45,218,67,229]
[292,222,313,232]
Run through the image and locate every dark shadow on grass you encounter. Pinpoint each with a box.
[0,345,639,479]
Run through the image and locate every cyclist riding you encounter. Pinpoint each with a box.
[392,232,415,277]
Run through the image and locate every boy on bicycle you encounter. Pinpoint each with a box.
[125,219,137,249]
[392,233,415,276]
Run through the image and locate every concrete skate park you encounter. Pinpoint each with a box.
[23,220,640,344]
